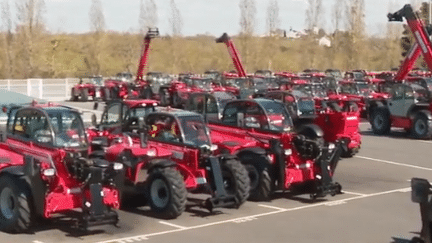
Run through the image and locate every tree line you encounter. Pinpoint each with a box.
[0,0,404,79]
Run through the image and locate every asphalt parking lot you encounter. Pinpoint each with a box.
[0,101,430,243]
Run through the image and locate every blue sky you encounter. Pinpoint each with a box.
[36,0,415,36]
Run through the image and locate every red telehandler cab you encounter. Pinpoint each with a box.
[0,102,124,232]
[87,100,250,218]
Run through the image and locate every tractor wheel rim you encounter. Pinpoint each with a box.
[415,119,427,135]
[222,170,235,194]
[0,187,15,219]
[245,165,259,191]
[151,179,169,209]
[374,114,384,129]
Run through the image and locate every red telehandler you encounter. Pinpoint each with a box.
[367,4,432,139]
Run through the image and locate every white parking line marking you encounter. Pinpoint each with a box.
[356,156,432,171]
[325,201,347,206]
[418,140,432,144]
[33,241,45,243]
[96,187,411,243]
[158,221,188,229]
[342,190,367,196]
[257,204,286,211]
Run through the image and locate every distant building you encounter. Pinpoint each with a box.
[318,36,331,47]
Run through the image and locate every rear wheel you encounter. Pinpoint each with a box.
[221,159,250,206]
[412,113,432,139]
[0,175,32,233]
[147,167,187,219]
[80,88,89,102]
[240,154,273,201]
[102,87,110,101]
[172,93,181,108]
[70,88,79,101]
[159,90,169,106]
[371,107,390,135]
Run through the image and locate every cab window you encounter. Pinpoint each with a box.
[206,96,218,114]
[391,85,405,100]
[101,103,122,125]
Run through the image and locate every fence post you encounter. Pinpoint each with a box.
[39,79,43,99]
[65,78,69,99]
[27,79,31,96]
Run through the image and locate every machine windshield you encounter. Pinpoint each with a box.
[47,110,87,148]
[179,115,211,147]
[259,100,293,132]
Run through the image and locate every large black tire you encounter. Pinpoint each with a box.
[411,113,432,139]
[70,88,79,101]
[239,154,273,201]
[146,167,187,219]
[221,159,250,206]
[0,175,33,233]
[172,93,181,108]
[141,87,153,99]
[159,90,169,106]
[102,87,111,101]
[370,107,390,135]
[80,88,89,102]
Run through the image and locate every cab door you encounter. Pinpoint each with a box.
[100,102,128,134]
[204,95,220,122]
[388,84,407,117]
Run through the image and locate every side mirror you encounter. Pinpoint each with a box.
[237,112,244,127]
[412,178,431,203]
[91,113,97,127]
[0,130,5,142]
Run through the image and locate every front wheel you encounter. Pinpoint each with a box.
[412,113,432,139]
[0,175,32,233]
[370,108,390,135]
[80,88,89,102]
[221,159,250,206]
[147,167,187,219]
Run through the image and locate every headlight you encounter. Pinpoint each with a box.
[284,149,292,156]
[113,163,124,171]
[147,149,156,157]
[210,144,218,151]
[328,143,335,150]
[43,168,56,177]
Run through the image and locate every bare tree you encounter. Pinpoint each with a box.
[89,0,105,33]
[88,0,105,75]
[15,0,46,78]
[266,0,280,36]
[169,0,182,36]
[332,0,344,32]
[139,0,158,34]
[344,0,365,69]
[305,0,324,31]
[1,0,13,78]
[239,0,256,36]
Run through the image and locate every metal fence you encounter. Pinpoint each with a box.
[0,78,81,101]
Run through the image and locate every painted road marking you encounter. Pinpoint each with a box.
[325,201,347,206]
[233,216,258,223]
[257,204,286,211]
[418,140,432,144]
[356,156,432,171]
[96,187,411,243]
[158,221,188,230]
[341,190,367,196]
